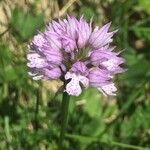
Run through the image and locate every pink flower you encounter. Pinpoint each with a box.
[27,16,125,96]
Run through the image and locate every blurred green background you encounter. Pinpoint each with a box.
[0,0,150,149]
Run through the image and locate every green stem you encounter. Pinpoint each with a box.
[58,92,70,150]
[35,88,40,131]
[4,116,13,150]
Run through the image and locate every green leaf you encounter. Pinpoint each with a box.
[131,26,150,41]
[121,100,150,138]
[70,88,106,138]
[11,8,44,41]
[78,88,102,118]
[138,0,150,14]
[0,43,12,66]
[3,65,18,82]
[79,6,94,20]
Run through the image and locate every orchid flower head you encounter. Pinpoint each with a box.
[27,15,125,96]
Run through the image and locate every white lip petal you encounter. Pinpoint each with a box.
[33,75,43,80]
[65,72,89,96]
[98,83,117,96]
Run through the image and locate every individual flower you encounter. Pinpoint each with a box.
[90,45,125,74]
[65,61,89,96]
[27,15,125,96]
[88,67,116,95]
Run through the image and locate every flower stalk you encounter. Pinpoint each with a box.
[58,91,70,149]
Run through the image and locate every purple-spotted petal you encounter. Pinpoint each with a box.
[98,83,117,96]
[65,72,82,96]
[27,53,48,68]
[101,58,124,73]
[32,34,46,47]
[65,72,89,96]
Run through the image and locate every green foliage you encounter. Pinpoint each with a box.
[138,0,150,14]
[79,6,95,20]
[131,26,150,41]
[10,8,44,41]
[0,0,150,149]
